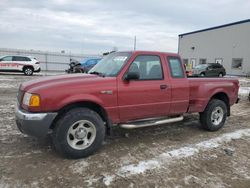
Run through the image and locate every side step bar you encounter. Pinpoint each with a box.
[120,116,184,129]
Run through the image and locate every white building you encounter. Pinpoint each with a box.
[178,19,250,76]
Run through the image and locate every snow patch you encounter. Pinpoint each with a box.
[118,160,160,176]
[0,78,15,81]
[0,150,43,159]
[106,129,250,185]
[103,175,115,186]
[0,83,16,88]
[238,87,250,96]
[161,146,199,159]
[84,176,100,187]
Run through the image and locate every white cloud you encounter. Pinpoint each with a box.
[0,0,249,54]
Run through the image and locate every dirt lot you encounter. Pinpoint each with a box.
[0,73,250,188]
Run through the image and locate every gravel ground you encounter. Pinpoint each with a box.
[0,72,250,188]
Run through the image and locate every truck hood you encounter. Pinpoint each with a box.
[20,74,112,93]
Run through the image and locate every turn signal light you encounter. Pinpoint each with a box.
[29,95,40,107]
[23,92,40,107]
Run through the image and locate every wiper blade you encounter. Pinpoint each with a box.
[89,71,105,77]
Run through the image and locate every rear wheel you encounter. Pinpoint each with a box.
[200,73,205,77]
[200,99,227,131]
[52,108,105,159]
[23,67,33,76]
[218,73,223,77]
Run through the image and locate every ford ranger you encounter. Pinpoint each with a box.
[15,51,239,158]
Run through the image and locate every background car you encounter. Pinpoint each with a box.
[192,63,226,77]
[79,58,102,73]
[0,55,40,75]
[66,58,102,73]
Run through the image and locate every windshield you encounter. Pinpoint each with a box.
[194,64,208,69]
[88,52,132,77]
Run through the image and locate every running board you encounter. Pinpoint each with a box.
[120,116,184,129]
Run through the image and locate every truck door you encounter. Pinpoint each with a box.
[167,56,189,114]
[117,54,171,122]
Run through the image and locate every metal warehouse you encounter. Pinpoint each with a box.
[178,19,250,76]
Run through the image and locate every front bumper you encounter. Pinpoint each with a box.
[15,107,57,138]
[34,68,41,72]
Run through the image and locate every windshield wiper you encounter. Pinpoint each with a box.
[89,71,105,77]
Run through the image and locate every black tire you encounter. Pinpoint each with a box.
[74,68,83,73]
[200,99,227,131]
[23,66,34,76]
[52,108,105,159]
[218,73,223,77]
[200,73,205,77]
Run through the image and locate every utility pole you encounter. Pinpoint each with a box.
[134,36,136,51]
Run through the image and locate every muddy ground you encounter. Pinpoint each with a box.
[0,73,250,188]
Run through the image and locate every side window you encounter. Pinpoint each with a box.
[13,56,27,61]
[84,60,90,66]
[216,64,222,68]
[1,56,13,61]
[13,56,18,61]
[214,64,220,69]
[88,60,96,65]
[168,57,184,78]
[24,57,31,61]
[127,55,163,80]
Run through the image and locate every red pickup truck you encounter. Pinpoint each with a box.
[16,51,239,158]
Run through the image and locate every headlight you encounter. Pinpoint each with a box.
[23,92,40,107]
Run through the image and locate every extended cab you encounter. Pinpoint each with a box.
[15,51,239,158]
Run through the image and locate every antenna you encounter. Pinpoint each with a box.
[134,36,136,51]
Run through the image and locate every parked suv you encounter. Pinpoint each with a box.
[192,63,226,77]
[0,55,41,76]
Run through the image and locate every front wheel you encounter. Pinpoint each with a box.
[23,67,34,76]
[200,99,227,131]
[52,108,105,159]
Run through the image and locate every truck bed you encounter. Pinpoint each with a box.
[187,77,239,113]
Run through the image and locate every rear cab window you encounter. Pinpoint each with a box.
[167,56,185,78]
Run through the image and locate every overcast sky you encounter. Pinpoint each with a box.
[0,0,249,54]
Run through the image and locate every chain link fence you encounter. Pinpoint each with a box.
[0,48,101,72]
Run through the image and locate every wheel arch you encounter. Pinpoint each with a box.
[22,65,34,71]
[210,92,230,116]
[50,101,112,134]
[218,72,224,76]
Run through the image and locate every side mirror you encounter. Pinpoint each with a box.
[124,72,140,81]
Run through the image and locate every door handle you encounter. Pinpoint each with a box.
[160,84,167,90]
